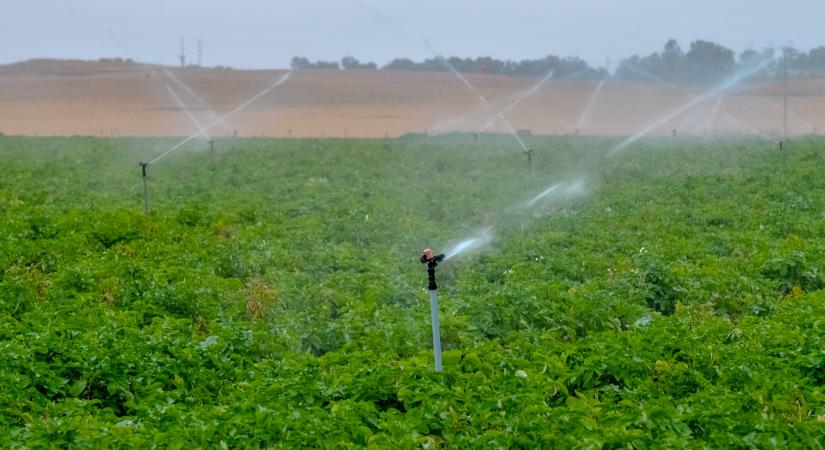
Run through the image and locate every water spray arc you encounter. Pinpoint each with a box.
[163,69,235,134]
[435,54,527,149]
[136,71,291,212]
[705,95,725,134]
[479,70,555,133]
[761,97,816,134]
[432,69,553,136]
[609,58,774,154]
[148,71,291,165]
[420,249,446,372]
[720,114,779,143]
[576,79,606,133]
[619,63,778,142]
[166,84,212,142]
[444,228,494,260]
[424,40,553,173]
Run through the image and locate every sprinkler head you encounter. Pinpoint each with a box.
[139,161,149,177]
[420,248,445,265]
[421,248,445,291]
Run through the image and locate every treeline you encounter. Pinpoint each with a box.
[290,54,606,80]
[381,55,605,79]
[290,39,825,84]
[615,39,825,84]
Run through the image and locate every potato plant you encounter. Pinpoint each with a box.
[1,134,824,447]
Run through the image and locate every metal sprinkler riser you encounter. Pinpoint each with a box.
[139,161,150,214]
[420,249,445,372]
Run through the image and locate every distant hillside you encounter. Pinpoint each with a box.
[0,58,157,77]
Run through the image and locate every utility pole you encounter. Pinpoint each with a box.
[179,35,186,68]
[783,47,789,140]
[197,38,203,67]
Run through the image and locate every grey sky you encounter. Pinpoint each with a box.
[3,0,823,69]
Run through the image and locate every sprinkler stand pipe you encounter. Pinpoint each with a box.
[139,161,150,214]
[428,290,442,372]
[421,249,446,372]
[525,147,534,175]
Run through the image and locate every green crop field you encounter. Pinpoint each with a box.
[2,134,825,448]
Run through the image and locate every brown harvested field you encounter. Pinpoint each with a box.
[1,59,823,138]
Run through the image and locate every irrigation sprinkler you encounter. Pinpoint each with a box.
[139,161,150,214]
[524,147,535,174]
[420,249,446,372]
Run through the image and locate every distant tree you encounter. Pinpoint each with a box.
[341,56,359,69]
[738,49,760,66]
[615,50,669,84]
[382,58,417,70]
[290,57,341,70]
[341,56,377,70]
[783,47,806,72]
[419,58,446,72]
[661,39,685,82]
[809,47,825,71]
[684,40,735,83]
[614,55,648,82]
[379,53,605,79]
[474,56,505,74]
[314,60,340,70]
[290,57,311,69]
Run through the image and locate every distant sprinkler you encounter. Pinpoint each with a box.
[420,249,446,372]
[524,147,535,174]
[672,129,677,137]
[779,140,784,151]
[139,161,150,214]
[473,131,478,144]
[209,139,215,151]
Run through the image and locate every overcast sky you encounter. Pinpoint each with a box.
[3,0,823,69]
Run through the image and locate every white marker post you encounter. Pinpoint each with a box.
[421,249,445,372]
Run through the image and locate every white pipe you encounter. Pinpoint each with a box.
[428,289,443,372]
